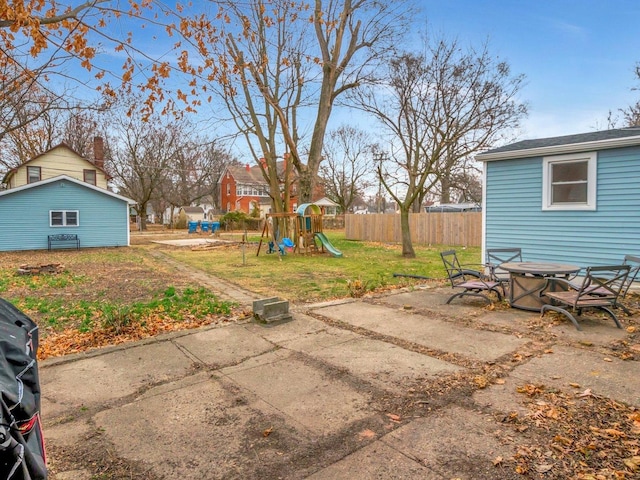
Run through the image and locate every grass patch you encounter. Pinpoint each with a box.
[14,286,233,333]
[164,231,481,302]
[0,270,86,293]
[27,286,237,359]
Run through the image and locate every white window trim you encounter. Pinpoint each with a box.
[50,210,80,227]
[542,152,597,211]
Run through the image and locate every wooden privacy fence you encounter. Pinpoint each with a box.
[345,212,482,247]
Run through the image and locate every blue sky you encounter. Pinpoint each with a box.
[415,0,640,139]
[77,1,640,145]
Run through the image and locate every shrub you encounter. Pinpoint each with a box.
[220,211,262,231]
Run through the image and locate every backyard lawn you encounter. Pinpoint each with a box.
[161,230,481,303]
[0,230,480,358]
[0,247,240,358]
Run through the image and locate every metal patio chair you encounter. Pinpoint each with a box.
[440,250,503,305]
[485,247,522,288]
[567,254,640,314]
[540,264,630,330]
[617,254,640,313]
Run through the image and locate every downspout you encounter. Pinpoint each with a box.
[481,161,487,262]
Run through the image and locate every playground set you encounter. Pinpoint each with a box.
[257,203,343,257]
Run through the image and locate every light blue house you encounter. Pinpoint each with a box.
[0,175,135,251]
[476,127,640,267]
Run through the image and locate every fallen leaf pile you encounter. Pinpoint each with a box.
[507,384,640,478]
[38,307,249,360]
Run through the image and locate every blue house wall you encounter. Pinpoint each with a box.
[485,145,640,267]
[0,178,130,251]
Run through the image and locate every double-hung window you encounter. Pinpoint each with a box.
[27,166,41,184]
[83,169,96,185]
[50,210,79,227]
[542,152,597,211]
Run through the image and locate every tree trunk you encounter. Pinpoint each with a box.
[136,203,148,231]
[399,207,415,258]
[298,167,313,204]
[440,175,451,204]
[412,192,424,213]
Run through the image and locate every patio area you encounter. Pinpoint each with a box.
[41,281,640,479]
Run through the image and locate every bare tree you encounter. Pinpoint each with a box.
[62,110,104,158]
[353,39,527,257]
[0,95,108,175]
[320,125,376,213]
[434,168,483,204]
[621,63,640,127]
[199,0,412,213]
[106,98,184,231]
[159,139,237,225]
[0,62,71,170]
[207,0,310,216]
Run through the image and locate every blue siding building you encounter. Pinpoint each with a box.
[477,128,640,267]
[0,175,134,251]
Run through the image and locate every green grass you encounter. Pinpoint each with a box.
[13,286,234,333]
[0,270,86,293]
[165,231,481,302]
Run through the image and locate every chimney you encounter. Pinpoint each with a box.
[246,163,251,171]
[93,136,104,170]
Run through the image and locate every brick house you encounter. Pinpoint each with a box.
[219,162,325,217]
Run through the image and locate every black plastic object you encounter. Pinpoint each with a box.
[0,298,46,479]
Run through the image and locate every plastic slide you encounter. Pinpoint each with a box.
[314,232,343,257]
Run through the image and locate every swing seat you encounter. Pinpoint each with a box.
[282,238,294,249]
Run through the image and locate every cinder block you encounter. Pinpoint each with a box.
[253,297,293,325]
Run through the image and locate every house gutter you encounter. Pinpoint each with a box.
[476,135,640,162]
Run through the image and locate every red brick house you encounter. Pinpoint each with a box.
[219,162,325,216]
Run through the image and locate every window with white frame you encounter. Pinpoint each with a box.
[542,152,597,211]
[50,210,79,227]
[27,166,41,184]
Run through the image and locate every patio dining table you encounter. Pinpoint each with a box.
[500,262,582,311]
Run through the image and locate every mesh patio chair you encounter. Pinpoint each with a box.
[540,264,630,330]
[440,250,503,305]
[485,247,522,288]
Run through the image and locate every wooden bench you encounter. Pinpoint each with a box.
[48,234,80,251]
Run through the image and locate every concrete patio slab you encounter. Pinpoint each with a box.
[93,372,309,480]
[315,302,526,362]
[175,323,275,367]
[40,341,193,419]
[383,288,493,316]
[306,440,440,479]
[383,406,513,479]
[477,310,630,343]
[276,324,362,351]
[283,333,463,392]
[243,311,330,343]
[474,345,640,414]
[221,350,373,435]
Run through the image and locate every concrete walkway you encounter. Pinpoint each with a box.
[40,265,640,479]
